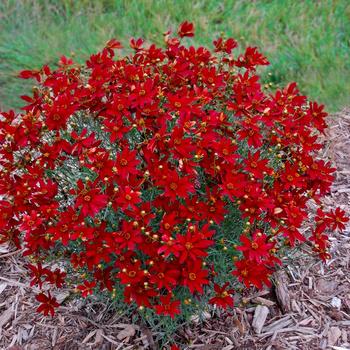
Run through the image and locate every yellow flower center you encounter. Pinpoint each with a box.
[170,182,178,190]
[189,272,197,281]
[185,242,193,250]
[128,271,136,278]
[227,183,234,190]
[251,242,259,250]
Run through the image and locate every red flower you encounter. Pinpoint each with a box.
[235,47,269,70]
[70,129,100,156]
[44,268,66,288]
[124,283,157,307]
[172,225,214,263]
[74,180,108,217]
[237,232,274,262]
[117,261,145,285]
[103,119,130,143]
[114,221,143,250]
[279,225,306,247]
[116,149,141,178]
[232,259,272,289]
[114,186,141,211]
[327,208,349,231]
[19,66,49,82]
[154,294,181,318]
[36,292,60,316]
[213,37,237,54]
[182,260,209,294]
[281,163,306,189]
[244,151,272,179]
[157,234,178,259]
[58,55,74,67]
[77,280,96,298]
[212,138,238,164]
[167,127,196,158]
[27,263,51,288]
[44,93,78,131]
[160,170,194,200]
[94,267,114,292]
[178,21,195,38]
[307,102,328,133]
[149,261,180,290]
[130,37,144,51]
[237,122,263,148]
[209,282,234,309]
[220,172,248,199]
[106,38,122,49]
[19,211,43,233]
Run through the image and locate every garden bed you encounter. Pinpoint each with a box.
[1,109,349,350]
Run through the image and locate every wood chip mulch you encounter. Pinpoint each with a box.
[1,109,349,350]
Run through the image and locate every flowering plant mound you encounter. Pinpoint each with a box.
[0,21,348,321]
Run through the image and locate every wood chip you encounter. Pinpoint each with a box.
[94,329,104,346]
[327,326,342,346]
[117,324,136,341]
[274,270,291,313]
[55,291,70,304]
[0,283,7,295]
[263,316,293,333]
[253,296,275,307]
[316,279,338,294]
[82,330,96,344]
[233,317,245,334]
[252,305,269,334]
[0,307,14,329]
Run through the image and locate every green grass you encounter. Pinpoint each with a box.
[0,0,349,111]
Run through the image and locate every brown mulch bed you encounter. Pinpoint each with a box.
[1,109,349,350]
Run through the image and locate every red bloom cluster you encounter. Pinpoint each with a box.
[0,21,348,318]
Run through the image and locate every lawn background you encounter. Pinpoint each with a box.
[0,0,349,112]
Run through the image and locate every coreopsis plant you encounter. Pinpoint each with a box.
[0,21,348,328]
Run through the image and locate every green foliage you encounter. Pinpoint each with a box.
[0,0,349,111]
